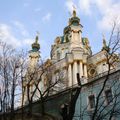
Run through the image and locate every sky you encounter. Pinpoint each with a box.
[0,0,120,59]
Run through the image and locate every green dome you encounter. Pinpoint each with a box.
[69,16,80,26]
[31,36,40,52]
[101,38,109,52]
[69,10,80,26]
[63,26,70,34]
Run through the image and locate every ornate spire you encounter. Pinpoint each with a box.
[103,35,107,48]
[101,34,109,52]
[73,9,76,17]
[31,32,40,52]
[67,5,80,27]
[72,5,76,17]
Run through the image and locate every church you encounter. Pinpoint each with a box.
[22,9,120,120]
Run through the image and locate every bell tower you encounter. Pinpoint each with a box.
[66,9,89,86]
[69,9,83,50]
[29,34,40,68]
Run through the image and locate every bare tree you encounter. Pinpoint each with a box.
[22,59,66,118]
[90,21,120,120]
[0,41,27,120]
[74,21,120,120]
[61,73,82,120]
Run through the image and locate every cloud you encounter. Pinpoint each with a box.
[42,13,52,21]
[24,38,33,46]
[0,23,33,49]
[78,0,92,15]
[65,0,120,31]
[65,0,76,13]
[79,0,120,31]
[97,0,120,31]
[0,24,21,47]
[12,20,29,36]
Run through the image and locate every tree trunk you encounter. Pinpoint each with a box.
[41,97,45,116]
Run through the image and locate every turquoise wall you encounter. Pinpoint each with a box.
[73,71,120,120]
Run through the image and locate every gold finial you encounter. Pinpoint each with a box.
[72,5,76,17]
[102,34,107,48]
[101,34,109,52]
[35,31,40,43]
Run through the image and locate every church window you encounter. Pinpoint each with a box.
[57,51,60,60]
[88,94,95,109]
[105,89,113,105]
[111,117,116,120]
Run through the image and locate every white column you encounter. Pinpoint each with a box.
[71,31,74,49]
[84,64,88,83]
[71,31,74,41]
[68,64,72,87]
[79,61,83,78]
[61,49,64,59]
[79,31,82,43]
[73,61,78,85]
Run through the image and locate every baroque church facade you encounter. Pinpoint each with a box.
[24,9,114,93]
[22,9,120,120]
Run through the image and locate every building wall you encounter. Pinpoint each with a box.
[23,10,120,116]
[73,70,120,120]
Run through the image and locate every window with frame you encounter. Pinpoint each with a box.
[105,89,113,105]
[88,95,95,109]
[57,51,60,60]
[111,116,116,120]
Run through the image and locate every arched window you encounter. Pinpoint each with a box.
[57,51,60,60]
[104,89,113,105]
